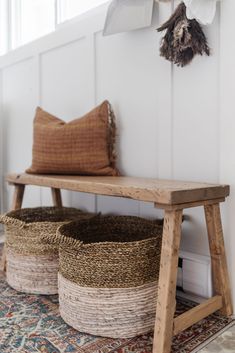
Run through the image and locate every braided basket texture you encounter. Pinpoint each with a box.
[55,215,163,338]
[0,207,91,295]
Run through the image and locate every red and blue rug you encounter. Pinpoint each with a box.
[0,271,234,353]
[0,239,233,353]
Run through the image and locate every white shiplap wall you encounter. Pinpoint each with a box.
[0,1,235,306]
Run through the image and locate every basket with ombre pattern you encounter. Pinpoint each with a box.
[0,207,92,295]
[52,215,163,338]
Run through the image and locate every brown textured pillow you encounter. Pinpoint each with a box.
[26,101,119,176]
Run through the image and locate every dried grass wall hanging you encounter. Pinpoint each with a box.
[49,215,163,338]
[157,2,210,67]
[0,207,92,295]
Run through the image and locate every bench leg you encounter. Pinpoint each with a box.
[1,184,25,272]
[153,209,183,353]
[11,184,25,210]
[204,203,233,316]
[51,188,63,207]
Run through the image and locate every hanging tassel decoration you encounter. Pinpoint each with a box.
[157,2,210,67]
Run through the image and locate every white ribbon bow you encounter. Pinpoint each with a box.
[183,0,221,25]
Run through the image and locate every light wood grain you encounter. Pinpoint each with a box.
[6,173,229,205]
[155,198,225,210]
[4,173,232,353]
[1,184,25,272]
[11,184,25,210]
[173,295,223,336]
[51,188,63,207]
[204,204,233,316]
[153,209,183,353]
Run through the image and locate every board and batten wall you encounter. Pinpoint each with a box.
[0,1,235,307]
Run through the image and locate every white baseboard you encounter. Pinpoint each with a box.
[177,290,205,304]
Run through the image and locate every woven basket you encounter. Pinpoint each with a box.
[54,215,163,338]
[0,207,91,295]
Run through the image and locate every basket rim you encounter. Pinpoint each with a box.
[0,206,85,228]
[60,234,162,247]
[55,215,163,248]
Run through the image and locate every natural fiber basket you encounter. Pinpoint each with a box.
[0,207,91,295]
[53,215,163,338]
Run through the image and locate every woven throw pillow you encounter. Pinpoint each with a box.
[26,101,119,176]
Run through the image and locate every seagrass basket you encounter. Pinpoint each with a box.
[0,207,91,295]
[53,215,163,338]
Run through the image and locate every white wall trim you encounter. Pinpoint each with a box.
[0,69,3,214]
[0,3,108,70]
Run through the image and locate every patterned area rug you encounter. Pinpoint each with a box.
[0,257,234,352]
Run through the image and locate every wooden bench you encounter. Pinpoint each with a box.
[5,173,233,353]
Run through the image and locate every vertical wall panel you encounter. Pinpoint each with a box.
[173,15,220,183]
[95,27,159,178]
[220,0,235,309]
[95,3,172,217]
[40,38,94,117]
[40,38,96,209]
[155,3,173,181]
[172,13,221,256]
[141,2,172,219]
[2,59,40,208]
